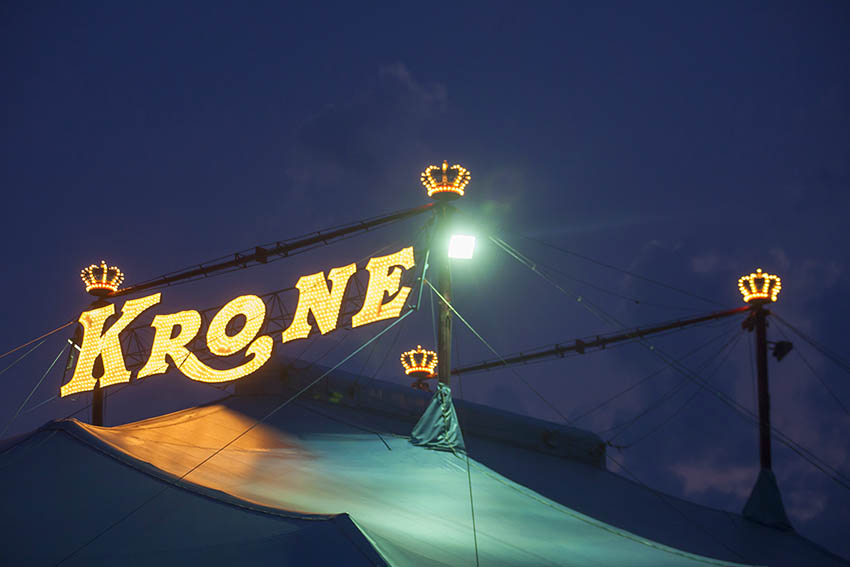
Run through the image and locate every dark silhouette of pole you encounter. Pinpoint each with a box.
[92,383,104,426]
[436,205,453,386]
[739,269,790,528]
[421,159,468,387]
[753,305,772,470]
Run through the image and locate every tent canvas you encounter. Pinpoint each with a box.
[1,364,847,566]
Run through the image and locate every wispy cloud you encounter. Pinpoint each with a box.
[670,457,757,500]
[285,63,448,208]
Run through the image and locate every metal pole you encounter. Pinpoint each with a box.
[436,205,453,386]
[112,202,435,297]
[82,299,109,427]
[92,382,104,426]
[453,305,749,375]
[753,305,772,470]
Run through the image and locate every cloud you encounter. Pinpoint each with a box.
[768,248,791,272]
[667,244,849,529]
[690,253,737,274]
[378,63,447,111]
[670,457,757,500]
[671,458,835,525]
[285,63,448,207]
[525,212,694,239]
[786,489,827,523]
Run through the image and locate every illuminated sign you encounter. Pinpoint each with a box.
[421,160,470,200]
[61,246,415,397]
[738,268,782,304]
[80,260,124,296]
[400,345,438,377]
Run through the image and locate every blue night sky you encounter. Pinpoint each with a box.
[2,1,849,560]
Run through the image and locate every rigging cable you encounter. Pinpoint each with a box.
[122,218,400,294]
[425,279,573,425]
[351,315,405,393]
[519,235,723,307]
[491,235,850,492]
[53,374,240,423]
[430,284,438,351]
[425,278,622,463]
[614,331,745,449]
[355,334,381,378]
[533,257,703,312]
[288,330,353,398]
[493,235,621,329]
[434,278,750,564]
[600,329,743,439]
[571,323,737,424]
[371,319,406,384]
[455,317,737,378]
[0,338,47,378]
[116,205,431,297]
[58,304,285,422]
[0,320,74,362]
[55,308,415,566]
[605,451,751,563]
[52,229,429,427]
[1,341,69,437]
[6,217,425,424]
[774,322,850,417]
[159,205,429,280]
[31,233,429,425]
[352,234,432,392]
[4,215,413,368]
[21,393,63,416]
[772,314,850,376]
[453,327,480,567]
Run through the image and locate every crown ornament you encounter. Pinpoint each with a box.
[738,268,781,304]
[421,160,470,200]
[80,260,124,296]
[400,345,438,377]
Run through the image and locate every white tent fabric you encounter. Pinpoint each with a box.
[74,399,756,566]
[0,424,385,566]
[1,365,847,566]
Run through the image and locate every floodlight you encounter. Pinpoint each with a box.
[448,234,476,259]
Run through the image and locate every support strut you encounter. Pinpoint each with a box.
[453,306,749,375]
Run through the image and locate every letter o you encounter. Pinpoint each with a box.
[207,295,266,356]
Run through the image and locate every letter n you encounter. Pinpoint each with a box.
[352,247,414,327]
[281,264,356,343]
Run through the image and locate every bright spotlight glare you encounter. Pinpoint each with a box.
[448,234,476,259]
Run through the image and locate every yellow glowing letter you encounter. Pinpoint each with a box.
[352,247,415,327]
[281,263,357,343]
[137,310,202,379]
[61,293,161,397]
[207,294,268,356]
[139,295,273,384]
